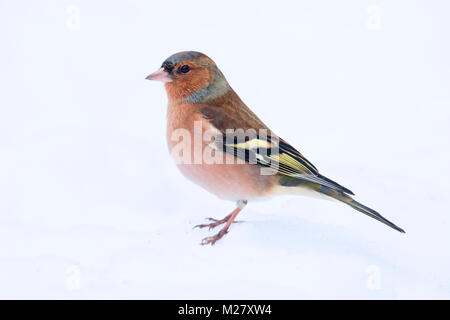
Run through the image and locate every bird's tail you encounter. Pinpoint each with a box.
[319,186,405,233]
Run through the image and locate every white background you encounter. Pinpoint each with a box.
[0,0,449,299]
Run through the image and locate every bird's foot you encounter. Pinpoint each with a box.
[194,214,243,230]
[200,228,229,246]
[195,200,247,246]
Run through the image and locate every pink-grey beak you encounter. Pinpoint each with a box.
[145,68,172,82]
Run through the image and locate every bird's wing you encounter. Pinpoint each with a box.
[199,106,354,195]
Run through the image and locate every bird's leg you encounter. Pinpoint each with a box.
[194,199,247,230]
[194,213,245,230]
[200,200,247,245]
[194,213,235,230]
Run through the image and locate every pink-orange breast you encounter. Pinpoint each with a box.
[166,103,277,201]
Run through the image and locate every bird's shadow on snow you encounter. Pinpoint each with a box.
[222,213,390,263]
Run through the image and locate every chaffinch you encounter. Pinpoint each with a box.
[146,51,405,245]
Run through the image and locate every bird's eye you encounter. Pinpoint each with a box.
[180,65,190,73]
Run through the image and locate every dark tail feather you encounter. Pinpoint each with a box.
[317,173,355,195]
[343,197,405,233]
[320,187,405,233]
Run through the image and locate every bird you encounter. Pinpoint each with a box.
[146,51,405,245]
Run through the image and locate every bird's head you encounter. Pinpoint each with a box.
[146,51,230,103]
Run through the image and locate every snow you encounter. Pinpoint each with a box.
[0,0,449,299]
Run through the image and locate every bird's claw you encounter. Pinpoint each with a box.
[193,218,244,230]
[193,223,218,230]
[200,229,228,246]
